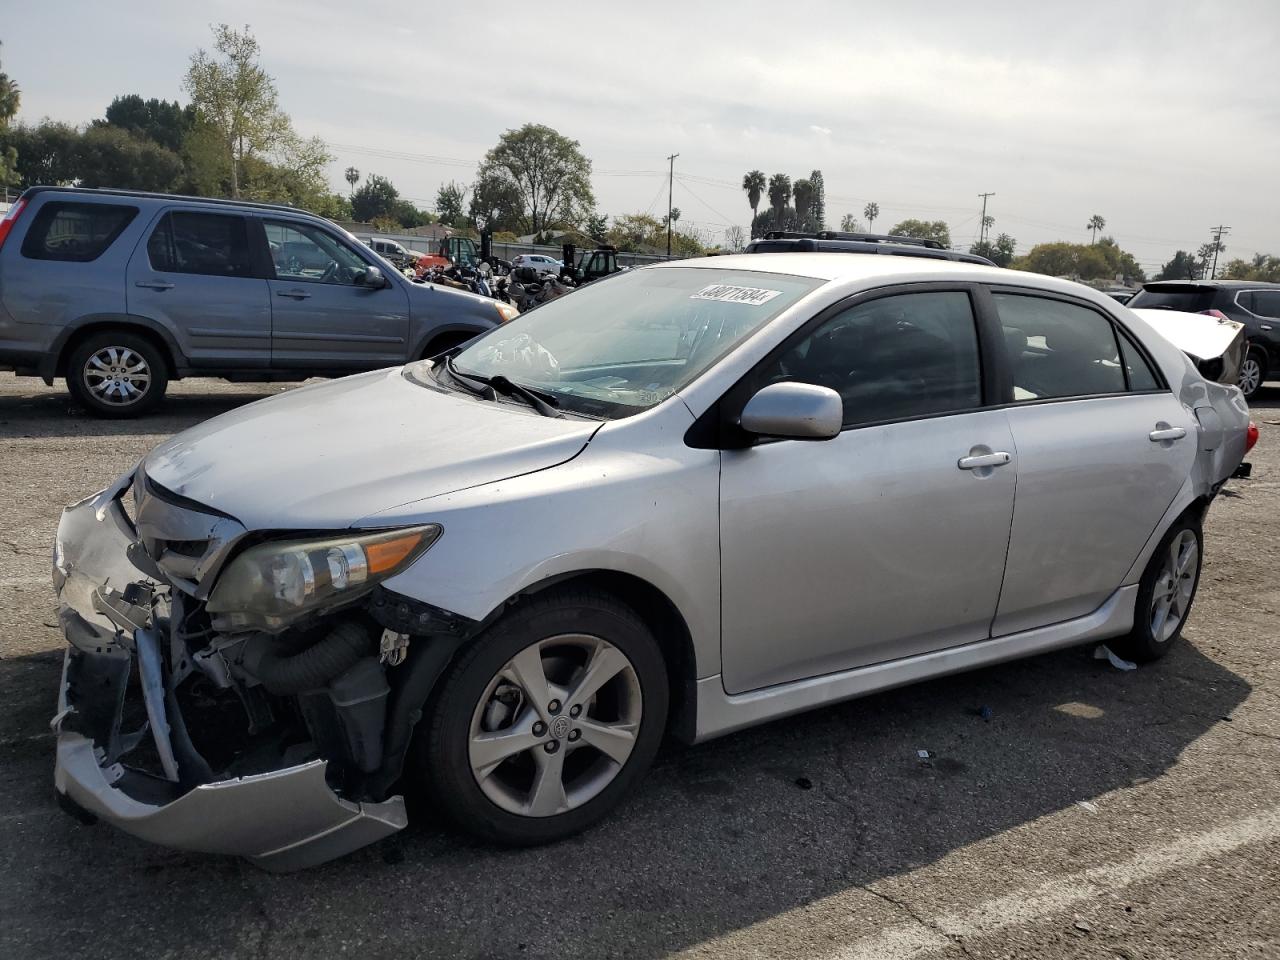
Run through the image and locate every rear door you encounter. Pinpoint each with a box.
[126,208,272,368]
[990,290,1196,636]
[261,218,411,370]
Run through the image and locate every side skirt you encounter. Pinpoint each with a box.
[694,584,1138,742]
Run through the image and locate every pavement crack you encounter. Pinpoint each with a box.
[858,883,976,959]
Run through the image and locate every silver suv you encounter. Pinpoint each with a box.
[51,255,1251,869]
[0,188,516,416]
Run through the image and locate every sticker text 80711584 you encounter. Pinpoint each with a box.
[690,284,783,306]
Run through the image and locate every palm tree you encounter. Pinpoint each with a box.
[793,179,813,230]
[768,173,792,231]
[742,170,766,237]
[1087,214,1106,244]
[344,166,361,199]
[863,201,879,231]
[840,213,859,233]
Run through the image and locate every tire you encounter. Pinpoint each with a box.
[66,331,169,418]
[1238,349,1266,399]
[1109,515,1203,663]
[419,588,668,845]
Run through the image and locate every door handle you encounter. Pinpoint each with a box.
[957,452,1011,470]
[276,289,311,300]
[135,279,174,291]
[1149,427,1187,442]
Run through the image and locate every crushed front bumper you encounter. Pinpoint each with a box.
[50,480,407,872]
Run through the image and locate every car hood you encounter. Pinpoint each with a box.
[143,368,600,530]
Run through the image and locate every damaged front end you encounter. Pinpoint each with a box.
[51,468,469,871]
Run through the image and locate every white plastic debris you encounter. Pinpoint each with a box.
[917,749,931,760]
[1077,800,1099,814]
[1093,644,1137,671]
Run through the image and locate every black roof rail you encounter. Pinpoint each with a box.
[762,230,947,250]
[16,185,315,217]
[746,233,996,267]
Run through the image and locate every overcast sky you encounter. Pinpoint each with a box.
[7,0,1280,267]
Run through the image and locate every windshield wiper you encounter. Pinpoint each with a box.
[442,355,562,418]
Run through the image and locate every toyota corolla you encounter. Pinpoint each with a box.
[51,253,1254,869]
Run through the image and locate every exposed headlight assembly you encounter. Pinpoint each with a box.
[206,525,441,632]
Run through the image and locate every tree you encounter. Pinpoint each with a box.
[474,124,594,235]
[1196,241,1220,278]
[1087,214,1106,244]
[970,233,1017,268]
[183,24,329,198]
[435,181,467,226]
[605,212,705,257]
[792,178,814,231]
[3,122,81,187]
[889,218,951,247]
[1010,238,1144,283]
[723,224,746,252]
[767,173,792,231]
[1156,250,1202,281]
[1221,254,1280,282]
[351,174,401,223]
[469,173,523,232]
[840,213,860,233]
[742,170,766,237]
[808,170,826,230]
[75,125,184,192]
[863,201,879,229]
[100,95,193,152]
[584,211,609,242]
[344,166,360,197]
[0,45,19,188]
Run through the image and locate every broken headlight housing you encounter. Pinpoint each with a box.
[206,525,441,632]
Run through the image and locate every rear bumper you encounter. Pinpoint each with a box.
[50,482,407,871]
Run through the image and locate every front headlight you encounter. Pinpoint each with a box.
[493,301,520,323]
[206,525,441,632]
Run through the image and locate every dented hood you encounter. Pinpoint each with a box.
[143,367,599,530]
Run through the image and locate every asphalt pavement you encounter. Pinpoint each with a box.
[1,375,1278,960]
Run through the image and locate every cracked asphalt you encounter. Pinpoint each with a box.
[1,374,1278,960]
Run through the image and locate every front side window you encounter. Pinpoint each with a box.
[995,294,1126,400]
[21,201,138,262]
[147,212,254,278]
[264,220,370,284]
[425,267,822,418]
[754,291,982,427]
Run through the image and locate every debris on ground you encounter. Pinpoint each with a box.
[1073,918,1093,933]
[1094,644,1137,671]
[793,776,812,790]
[1077,800,1099,814]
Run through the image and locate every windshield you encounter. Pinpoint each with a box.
[415,266,821,418]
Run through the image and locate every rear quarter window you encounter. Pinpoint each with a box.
[20,201,139,262]
[1128,287,1217,312]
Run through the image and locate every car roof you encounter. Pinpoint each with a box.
[20,185,317,218]
[1143,279,1280,289]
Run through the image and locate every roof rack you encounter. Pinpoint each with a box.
[746,231,996,267]
[19,185,312,217]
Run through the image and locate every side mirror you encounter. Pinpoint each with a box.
[739,382,843,440]
[361,265,388,289]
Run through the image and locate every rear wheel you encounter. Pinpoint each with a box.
[1110,516,1202,663]
[66,331,168,418]
[1238,349,1266,399]
[419,590,668,845]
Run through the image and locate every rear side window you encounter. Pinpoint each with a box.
[1251,291,1280,319]
[20,201,138,262]
[1128,286,1217,312]
[147,212,255,278]
[994,294,1126,401]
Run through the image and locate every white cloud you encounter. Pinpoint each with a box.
[810,125,832,136]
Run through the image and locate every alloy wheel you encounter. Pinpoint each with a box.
[1150,529,1199,643]
[1238,357,1262,396]
[83,346,152,407]
[468,634,643,818]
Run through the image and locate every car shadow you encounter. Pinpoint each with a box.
[0,638,1249,960]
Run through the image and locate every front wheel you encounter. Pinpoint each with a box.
[1110,516,1203,663]
[419,589,668,845]
[1238,349,1266,399]
[66,331,169,418]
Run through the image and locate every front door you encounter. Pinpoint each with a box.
[261,218,411,369]
[126,209,271,369]
[719,289,1017,694]
[988,291,1197,635]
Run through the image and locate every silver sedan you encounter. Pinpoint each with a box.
[50,253,1253,868]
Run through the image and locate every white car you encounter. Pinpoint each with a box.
[511,254,563,275]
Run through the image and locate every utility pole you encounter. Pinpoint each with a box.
[1209,224,1231,279]
[667,153,680,258]
[978,192,995,244]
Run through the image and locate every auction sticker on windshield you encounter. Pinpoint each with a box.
[691,284,783,306]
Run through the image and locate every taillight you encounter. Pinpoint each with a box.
[1246,421,1259,453]
[0,197,27,250]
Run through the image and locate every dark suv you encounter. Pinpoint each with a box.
[1128,280,1280,398]
[0,187,517,416]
